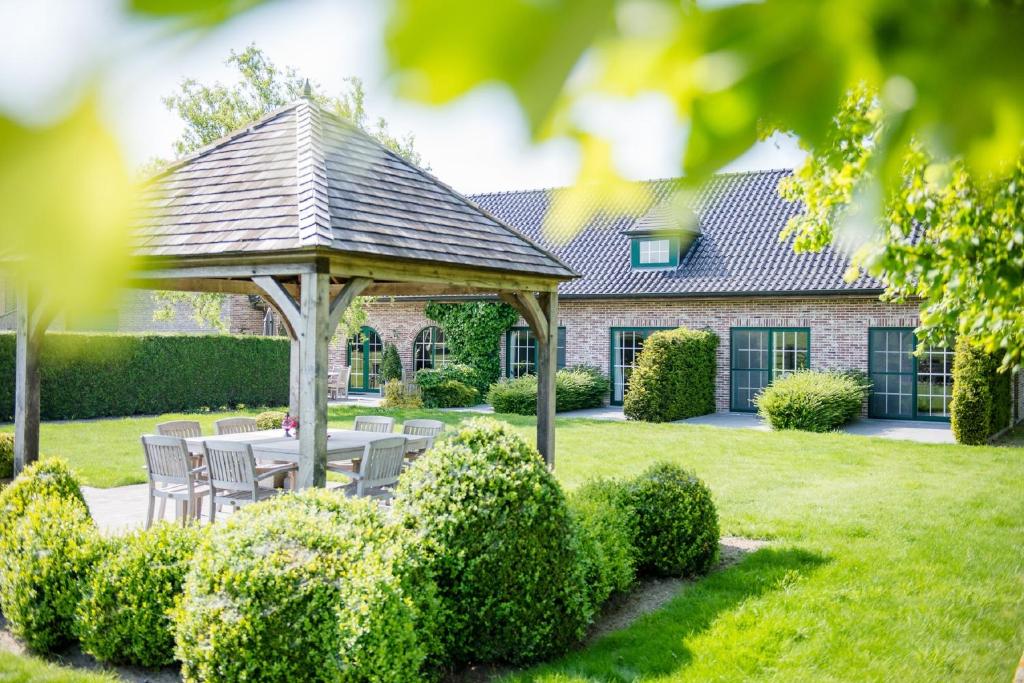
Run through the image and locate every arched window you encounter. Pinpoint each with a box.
[348,326,384,391]
[413,326,448,371]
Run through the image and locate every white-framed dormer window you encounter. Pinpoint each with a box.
[638,238,671,265]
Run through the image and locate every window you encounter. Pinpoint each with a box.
[729,328,810,411]
[868,328,953,420]
[630,237,678,269]
[505,327,567,378]
[413,326,448,371]
[610,327,671,404]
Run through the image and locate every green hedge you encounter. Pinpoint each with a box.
[951,338,1013,444]
[623,328,718,422]
[0,433,12,479]
[756,370,868,432]
[486,366,610,415]
[416,364,481,408]
[0,332,289,421]
[568,479,637,609]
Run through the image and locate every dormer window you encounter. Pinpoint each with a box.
[632,237,678,269]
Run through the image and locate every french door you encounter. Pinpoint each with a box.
[610,328,669,405]
[729,328,810,411]
[868,328,953,420]
[348,326,383,392]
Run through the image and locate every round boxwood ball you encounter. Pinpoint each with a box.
[0,495,102,653]
[172,490,438,683]
[394,417,592,665]
[626,462,720,577]
[0,457,86,543]
[76,522,202,667]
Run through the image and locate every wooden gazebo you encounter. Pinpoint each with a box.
[12,97,577,486]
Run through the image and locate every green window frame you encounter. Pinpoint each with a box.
[729,327,811,412]
[609,326,672,405]
[347,326,383,393]
[412,326,448,372]
[868,327,953,421]
[630,237,679,269]
[505,326,567,378]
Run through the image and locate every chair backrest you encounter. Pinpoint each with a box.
[356,436,408,493]
[156,420,202,438]
[402,419,444,438]
[215,417,258,435]
[203,440,258,497]
[339,366,351,387]
[141,435,194,488]
[353,415,395,433]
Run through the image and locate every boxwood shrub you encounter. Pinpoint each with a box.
[0,332,289,421]
[76,523,202,667]
[625,462,719,577]
[416,364,482,408]
[394,418,592,665]
[0,495,103,652]
[487,366,610,415]
[755,370,868,432]
[255,410,286,431]
[623,328,718,422]
[173,490,438,682]
[951,338,1013,445]
[0,457,86,545]
[0,432,12,480]
[568,479,637,609]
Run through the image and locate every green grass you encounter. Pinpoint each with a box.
[0,652,115,682]
[4,408,1024,680]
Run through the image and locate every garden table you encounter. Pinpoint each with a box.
[184,429,430,462]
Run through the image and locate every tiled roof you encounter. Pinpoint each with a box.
[470,170,883,297]
[134,101,575,280]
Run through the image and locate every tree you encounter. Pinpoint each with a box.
[153,45,425,333]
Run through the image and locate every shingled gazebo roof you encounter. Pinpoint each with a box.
[134,98,575,283]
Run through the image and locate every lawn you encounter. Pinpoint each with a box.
[2,407,1023,681]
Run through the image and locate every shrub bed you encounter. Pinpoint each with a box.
[417,364,480,408]
[173,490,438,682]
[76,523,202,667]
[0,332,289,421]
[568,479,637,609]
[623,328,718,422]
[0,495,103,652]
[951,338,1013,444]
[755,370,868,432]
[625,462,719,577]
[487,366,610,415]
[394,418,592,665]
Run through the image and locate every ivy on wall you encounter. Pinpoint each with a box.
[424,302,519,393]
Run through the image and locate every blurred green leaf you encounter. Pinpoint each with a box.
[0,99,135,314]
[129,0,270,27]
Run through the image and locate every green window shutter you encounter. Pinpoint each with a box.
[557,327,566,369]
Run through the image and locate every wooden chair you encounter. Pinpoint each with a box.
[353,415,395,433]
[202,440,297,522]
[401,419,444,461]
[335,436,407,500]
[214,417,258,435]
[141,435,209,528]
[329,367,351,400]
[156,420,202,438]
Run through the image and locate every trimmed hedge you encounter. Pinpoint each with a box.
[625,463,719,577]
[951,338,1013,444]
[0,495,103,652]
[486,366,610,415]
[394,418,592,665]
[0,432,12,479]
[755,370,868,432]
[0,332,289,421]
[173,490,439,682]
[568,479,637,610]
[623,328,718,422]
[417,364,481,408]
[380,343,403,383]
[76,523,202,667]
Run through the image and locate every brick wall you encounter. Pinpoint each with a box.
[353,295,921,412]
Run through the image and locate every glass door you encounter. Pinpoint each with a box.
[867,328,917,419]
[348,327,383,392]
[730,329,770,411]
[610,328,668,404]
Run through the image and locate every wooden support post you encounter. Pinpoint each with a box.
[533,291,558,468]
[297,270,330,488]
[13,286,53,475]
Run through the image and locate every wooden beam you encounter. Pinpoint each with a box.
[327,277,373,333]
[13,286,55,475]
[297,271,330,488]
[328,254,562,294]
[252,276,301,338]
[131,278,263,296]
[535,291,558,469]
[137,262,315,280]
[500,292,548,343]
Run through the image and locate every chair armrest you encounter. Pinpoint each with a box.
[188,465,208,476]
[255,463,298,481]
